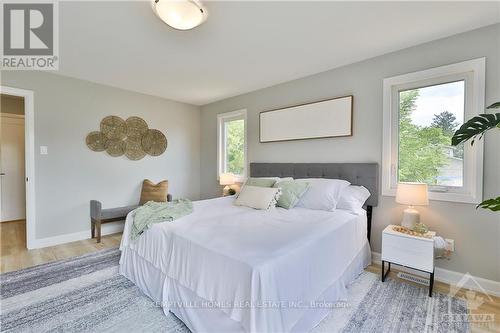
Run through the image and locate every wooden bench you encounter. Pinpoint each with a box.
[90,194,172,243]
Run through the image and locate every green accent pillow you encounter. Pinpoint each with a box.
[245,177,277,187]
[273,180,309,209]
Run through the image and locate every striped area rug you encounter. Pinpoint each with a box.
[0,249,188,333]
[0,248,469,333]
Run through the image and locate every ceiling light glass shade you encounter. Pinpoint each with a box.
[152,0,207,30]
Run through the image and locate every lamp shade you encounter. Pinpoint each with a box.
[395,182,429,206]
[219,173,235,186]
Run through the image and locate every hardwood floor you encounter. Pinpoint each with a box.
[1,220,498,332]
[0,220,121,273]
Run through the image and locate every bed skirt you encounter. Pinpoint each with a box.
[119,242,371,333]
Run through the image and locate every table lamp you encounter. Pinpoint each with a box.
[395,182,429,230]
[220,173,235,196]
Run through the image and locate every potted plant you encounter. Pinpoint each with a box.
[452,102,500,211]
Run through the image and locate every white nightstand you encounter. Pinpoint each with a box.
[381,225,436,297]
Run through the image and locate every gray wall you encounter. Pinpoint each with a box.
[201,24,500,281]
[1,71,201,239]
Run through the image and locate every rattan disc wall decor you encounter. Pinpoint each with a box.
[86,131,108,152]
[106,138,126,157]
[125,140,147,161]
[85,115,167,160]
[142,129,168,156]
[100,116,127,140]
[126,116,149,140]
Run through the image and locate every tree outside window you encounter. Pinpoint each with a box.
[225,119,244,175]
[398,81,465,186]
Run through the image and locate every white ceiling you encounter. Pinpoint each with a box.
[58,1,500,106]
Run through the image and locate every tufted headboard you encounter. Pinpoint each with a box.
[250,163,378,206]
[250,162,379,242]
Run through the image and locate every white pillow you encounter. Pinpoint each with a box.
[243,177,293,186]
[274,177,294,183]
[337,185,371,214]
[254,177,294,182]
[295,178,350,211]
[234,185,281,210]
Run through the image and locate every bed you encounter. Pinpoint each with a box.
[119,163,378,333]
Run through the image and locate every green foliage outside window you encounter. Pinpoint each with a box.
[398,90,457,184]
[225,119,244,175]
[431,111,459,137]
[432,111,464,159]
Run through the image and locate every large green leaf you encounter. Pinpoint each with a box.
[476,197,500,212]
[487,102,500,109]
[451,113,500,146]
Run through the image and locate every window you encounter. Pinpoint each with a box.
[382,58,485,203]
[217,109,247,181]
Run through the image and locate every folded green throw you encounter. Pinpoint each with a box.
[131,199,193,240]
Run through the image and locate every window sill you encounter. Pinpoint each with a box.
[382,187,482,204]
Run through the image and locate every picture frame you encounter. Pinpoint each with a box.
[259,95,353,143]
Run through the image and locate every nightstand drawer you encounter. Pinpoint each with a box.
[381,232,434,272]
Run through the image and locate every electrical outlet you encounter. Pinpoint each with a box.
[445,238,455,252]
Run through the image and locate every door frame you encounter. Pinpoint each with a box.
[1,113,25,222]
[0,85,36,249]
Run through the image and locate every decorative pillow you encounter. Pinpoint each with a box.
[234,185,281,210]
[140,179,168,205]
[337,185,371,214]
[277,177,294,183]
[273,180,309,209]
[295,178,350,211]
[244,177,279,187]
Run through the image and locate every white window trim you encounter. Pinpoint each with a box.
[217,109,247,182]
[382,58,485,204]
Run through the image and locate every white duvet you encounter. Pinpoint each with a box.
[120,196,368,333]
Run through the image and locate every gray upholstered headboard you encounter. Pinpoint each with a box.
[250,162,379,206]
[250,162,378,242]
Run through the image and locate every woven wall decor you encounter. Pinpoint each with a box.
[86,115,167,160]
[142,129,168,156]
[125,140,147,161]
[106,139,126,157]
[85,131,108,152]
[101,116,127,140]
[126,116,149,140]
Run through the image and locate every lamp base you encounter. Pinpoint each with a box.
[401,206,420,230]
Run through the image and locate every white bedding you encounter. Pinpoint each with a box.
[119,196,370,333]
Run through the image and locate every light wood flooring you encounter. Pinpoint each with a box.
[1,220,498,332]
[0,220,121,273]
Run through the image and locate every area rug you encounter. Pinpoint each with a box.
[0,248,469,333]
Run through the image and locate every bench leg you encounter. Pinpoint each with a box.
[96,219,102,243]
[91,219,95,239]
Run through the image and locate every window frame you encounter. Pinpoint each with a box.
[217,109,247,182]
[382,58,485,204]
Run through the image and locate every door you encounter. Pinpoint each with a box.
[0,114,26,222]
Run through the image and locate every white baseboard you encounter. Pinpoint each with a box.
[30,223,124,249]
[372,252,500,297]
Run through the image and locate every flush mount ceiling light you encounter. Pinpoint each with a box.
[152,0,207,30]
